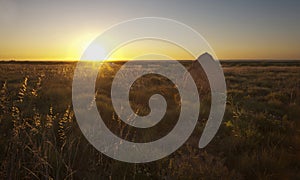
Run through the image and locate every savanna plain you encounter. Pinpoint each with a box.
[0,60,299,179]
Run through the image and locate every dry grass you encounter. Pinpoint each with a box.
[0,61,299,179]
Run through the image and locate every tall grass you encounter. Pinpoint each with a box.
[0,61,299,179]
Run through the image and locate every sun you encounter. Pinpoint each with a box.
[66,33,101,61]
[81,43,108,61]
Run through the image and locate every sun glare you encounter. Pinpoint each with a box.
[66,33,100,61]
[108,39,195,61]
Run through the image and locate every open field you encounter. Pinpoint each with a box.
[0,60,299,179]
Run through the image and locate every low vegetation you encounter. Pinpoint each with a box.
[0,61,299,179]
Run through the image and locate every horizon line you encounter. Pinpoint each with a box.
[1,59,300,63]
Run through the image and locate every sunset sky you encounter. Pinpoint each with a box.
[0,0,299,60]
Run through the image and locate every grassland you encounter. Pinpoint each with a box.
[0,60,299,179]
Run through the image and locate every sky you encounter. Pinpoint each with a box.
[0,0,300,60]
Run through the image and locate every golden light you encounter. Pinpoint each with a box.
[66,33,100,61]
[108,39,195,61]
